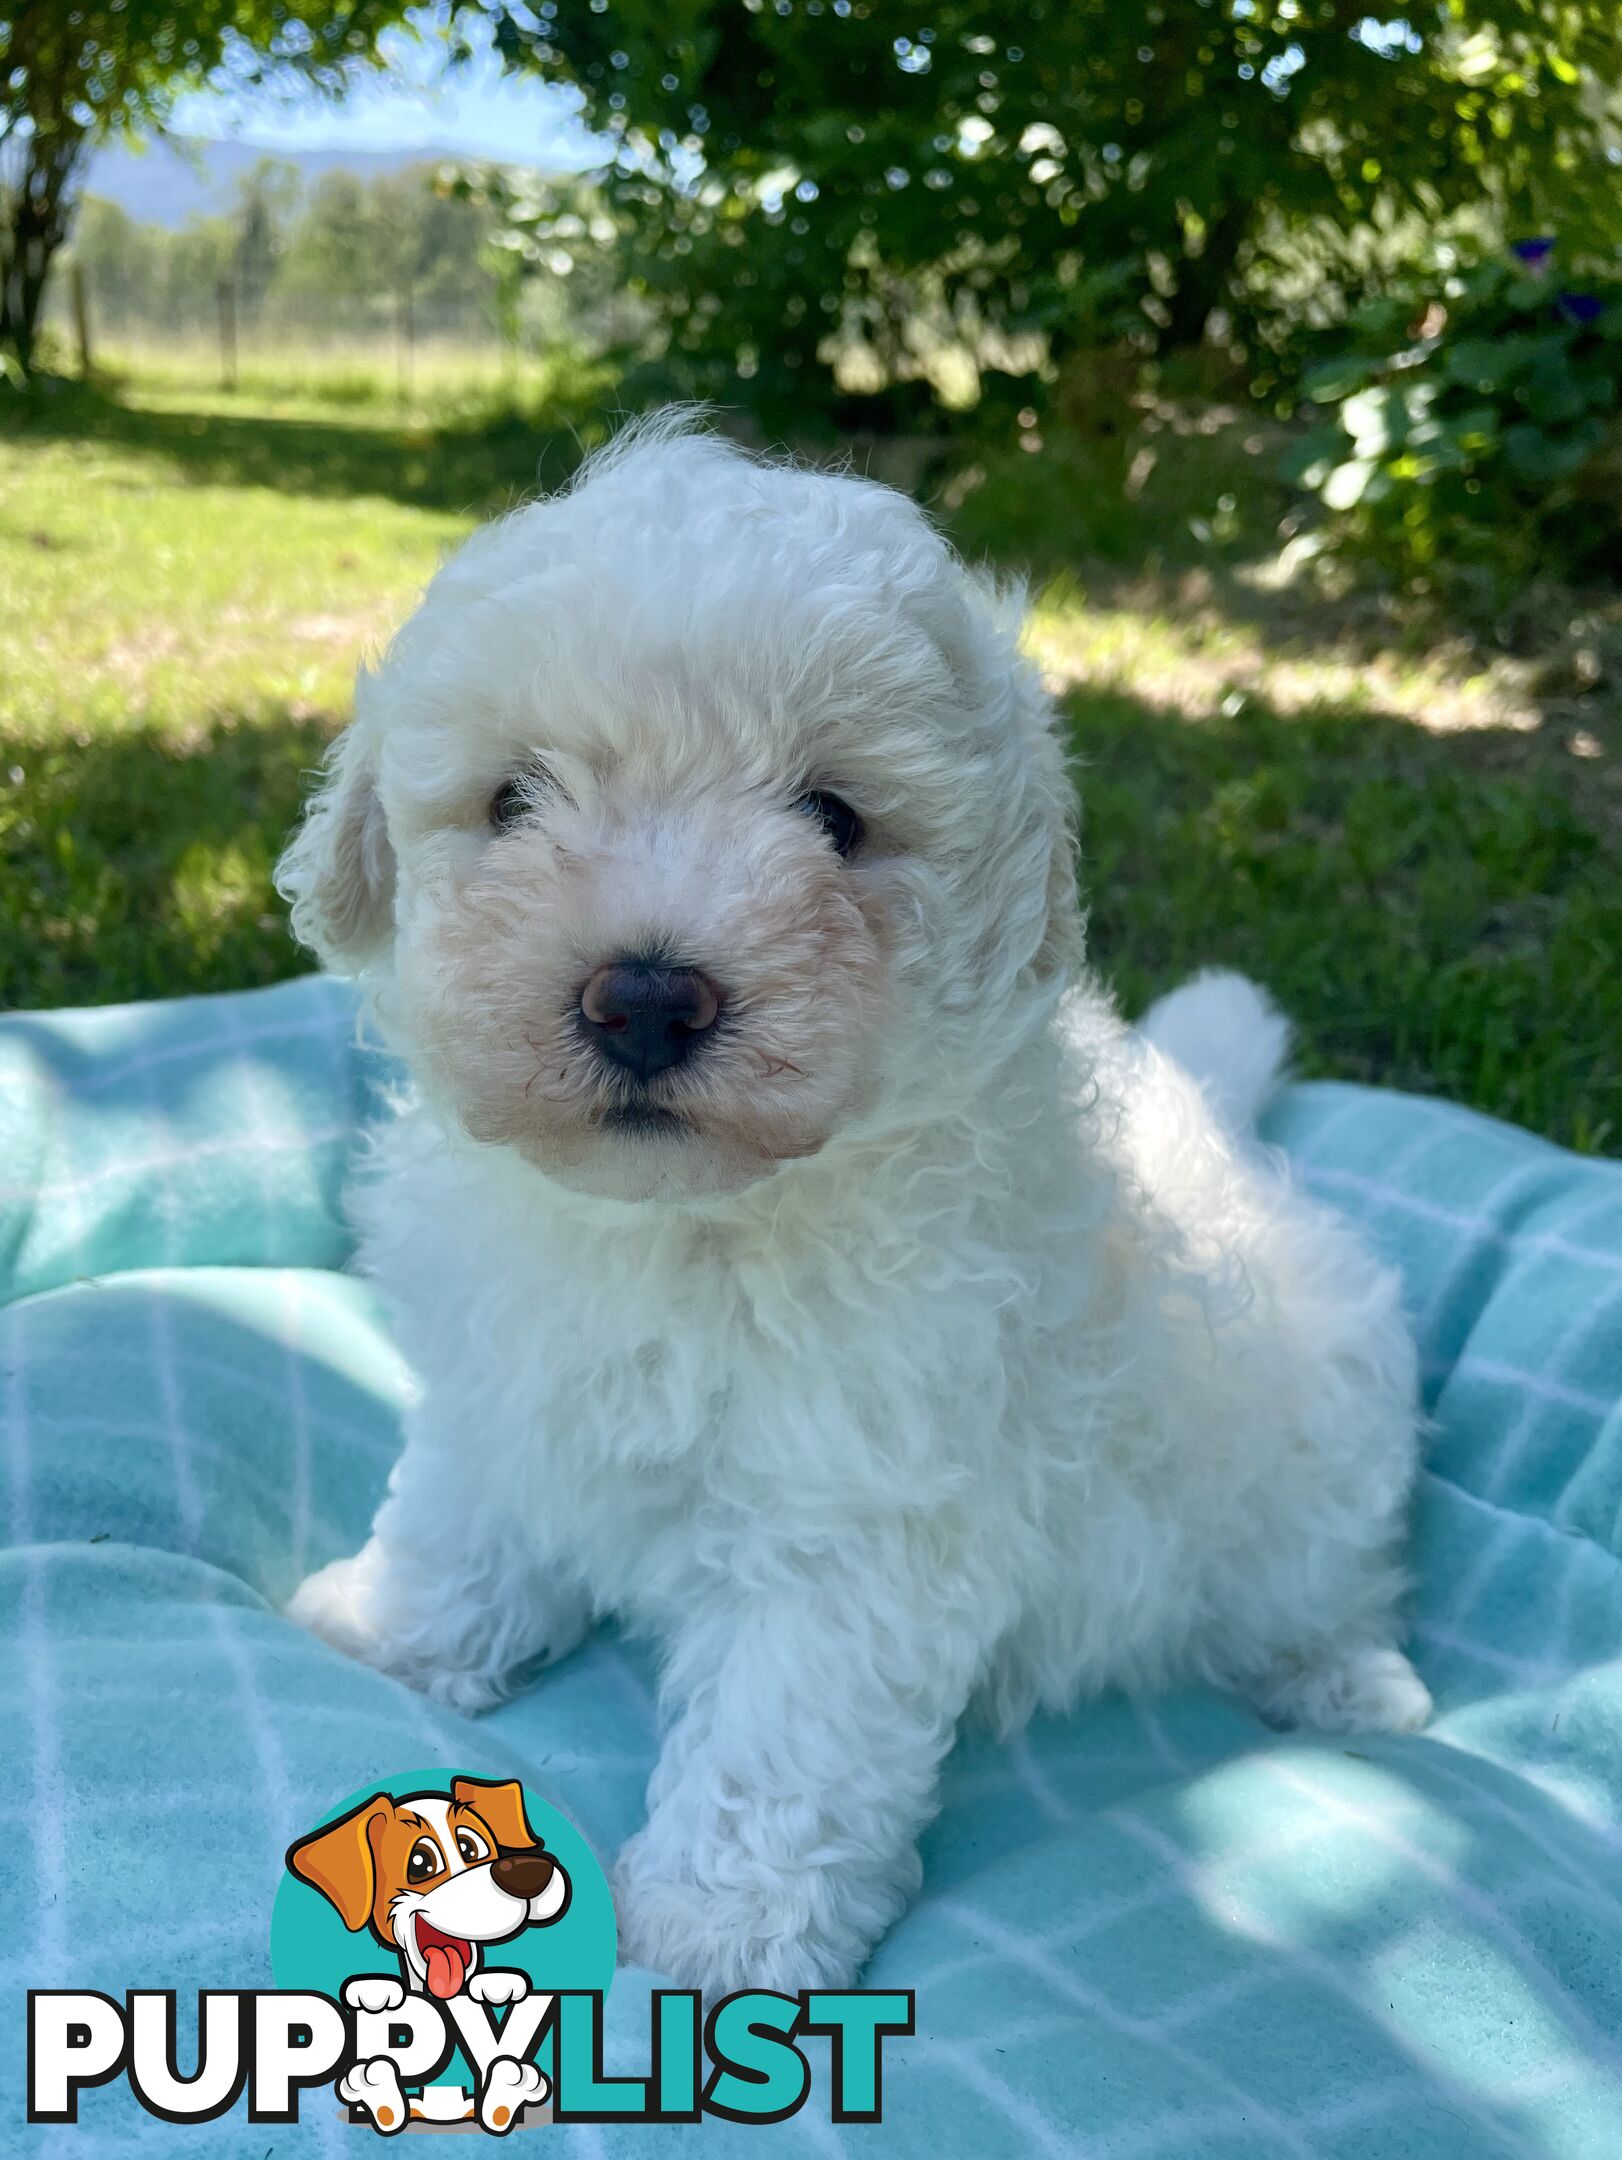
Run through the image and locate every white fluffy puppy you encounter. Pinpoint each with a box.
[281,417,1428,1995]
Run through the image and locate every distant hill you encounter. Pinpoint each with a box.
[81,136,516,229]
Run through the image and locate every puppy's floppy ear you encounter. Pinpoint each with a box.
[929,559,1084,987]
[276,722,395,973]
[1034,745,1085,984]
[452,1776,537,1852]
[285,1794,392,1930]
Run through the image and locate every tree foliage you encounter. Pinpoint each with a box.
[490,0,1622,431]
[72,158,518,337]
[0,2,414,372]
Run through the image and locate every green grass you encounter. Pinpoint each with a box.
[1071,688,1616,1153]
[3,363,1618,1152]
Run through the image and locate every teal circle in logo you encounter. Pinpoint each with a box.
[271,1767,616,2001]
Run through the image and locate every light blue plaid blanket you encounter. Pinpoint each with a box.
[3,973,1619,2156]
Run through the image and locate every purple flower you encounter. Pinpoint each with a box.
[1557,291,1603,325]
[1512,237,1556,276]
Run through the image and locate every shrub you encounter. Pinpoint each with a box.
[1287,254,1622,599]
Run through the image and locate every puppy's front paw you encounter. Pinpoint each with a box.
[613,1868,860,1995]
[288,1550,391,1662]
[467,1969,530,2008]
[286,1547,511,1714]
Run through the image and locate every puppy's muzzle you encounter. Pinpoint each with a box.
[580,956,722,1082]
[491,1848,559,1900]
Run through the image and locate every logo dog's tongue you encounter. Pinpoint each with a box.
[418,1919,471,1999]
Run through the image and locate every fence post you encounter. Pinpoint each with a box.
[217,275,237,391]
[396,281,415,404]
[69,260,93,378]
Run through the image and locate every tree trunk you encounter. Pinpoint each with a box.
[69,257,91,375]
[1159,201,1250,354]
[1,123,88,374]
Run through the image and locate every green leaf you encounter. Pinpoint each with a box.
[1303,355,1376,404]
[1323,457,1376,510]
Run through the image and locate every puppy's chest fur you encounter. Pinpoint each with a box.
[359,1109,1048,1612]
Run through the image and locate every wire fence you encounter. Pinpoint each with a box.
[39,264,611,406]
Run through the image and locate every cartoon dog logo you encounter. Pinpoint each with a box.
[287,1776,571,2131]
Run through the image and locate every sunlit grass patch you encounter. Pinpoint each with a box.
[1025,579,1536,737]
[90,332,594,427]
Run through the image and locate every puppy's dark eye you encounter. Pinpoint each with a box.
[489,778,532,833]
[794,790,864,859]
[407,1838,443,1883]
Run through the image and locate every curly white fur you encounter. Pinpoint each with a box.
[280,417,1428,1995]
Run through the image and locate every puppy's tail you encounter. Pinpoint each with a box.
[1139,970,1291,1131]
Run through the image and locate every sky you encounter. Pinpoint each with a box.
[168,8,605,168]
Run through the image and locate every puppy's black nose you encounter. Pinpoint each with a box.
[580,958,721,1081]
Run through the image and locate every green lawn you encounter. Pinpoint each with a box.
[0,368,598,1007]
[3,365,1618,1152]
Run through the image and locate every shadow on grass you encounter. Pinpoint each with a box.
[0,705,333,1011]
[5,683,1617,1149]
[1071,686,1619,1154]
[3,374,599,518]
